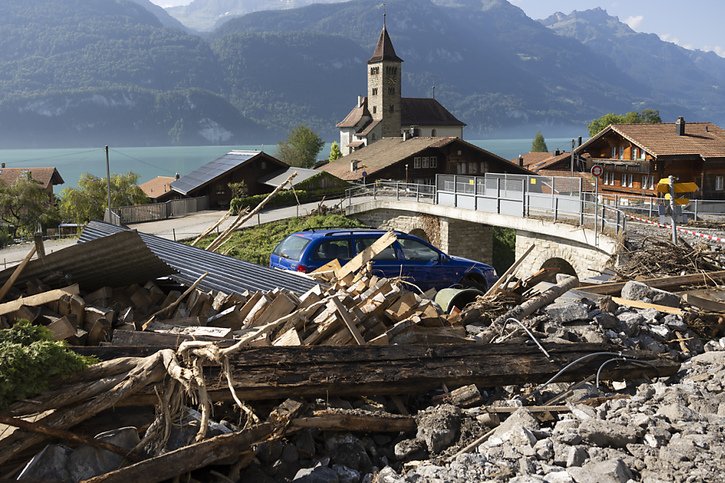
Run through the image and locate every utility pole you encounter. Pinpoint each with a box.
[570,139,575,173]
[105,145,112,223]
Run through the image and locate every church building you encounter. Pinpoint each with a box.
[336,24,465,156]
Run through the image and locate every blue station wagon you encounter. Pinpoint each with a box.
[270,229,497,292]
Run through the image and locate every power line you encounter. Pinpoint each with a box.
[1,148,102,165]
[108,148,172,174]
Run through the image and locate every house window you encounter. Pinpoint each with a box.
[620,173,633,187]
[618,146,624,160]
[431,129,437,137]
[468,162,478,174]
[414,157,422,169]
[457,163,465,174]
[611,147,617,158]
[716,176,724,191]
[372,88,378,96]
[370,67,379,75]
[632,147,638,160]
[430,157,437,168]
[640,149,646,160]
[422,157,430,169]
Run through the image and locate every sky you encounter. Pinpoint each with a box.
[150,0,725,57]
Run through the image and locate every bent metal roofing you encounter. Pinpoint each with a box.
[171,151,263,196]
[79,221,319,295]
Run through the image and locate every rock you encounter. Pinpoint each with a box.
[578,420,638,448]
[615,311,643,336]
[656,403,699,423]
[282,443,300,464]
[295,429,318,460]
[68,427,141,482]
[415,404,462,453]
[293,465,340,483]
[649,324,672,339]
[544,470,574,483]
[332,464,361,483]
[16,444,73,482]
[593,312,619,330]
[393,438,428,462]
[621,281,680,308]
[257,440,285,465]
[566,446,588,467]
[490,408,540,443]
[534,438,554,461]
[567,459,633,483]
[545,302,590,324]
[569,404,596,421]
[375,466,403,483]
[330,441,372,474]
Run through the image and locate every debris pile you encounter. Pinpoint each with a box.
[1,230,724,482]
[616,236,723,279]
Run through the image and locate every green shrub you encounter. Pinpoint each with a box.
[0,226,11,248]
[0,321,96,409]
[230,187,348,214]
[492,227,516,275]
[198,214,366,266]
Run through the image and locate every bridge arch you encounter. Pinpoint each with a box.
[540,257,578,281]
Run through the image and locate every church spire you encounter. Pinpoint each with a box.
[368,23,403,64]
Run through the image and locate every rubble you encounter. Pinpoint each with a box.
[1,230,725,482]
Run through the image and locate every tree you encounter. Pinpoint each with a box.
[329,141,342,161]
[588,109,662,137]
[278,125,325,168]
[531,132,548,152]
[0,174,59,237]
[59,172,147,224]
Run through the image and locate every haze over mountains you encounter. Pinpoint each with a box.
[0,0,723,148]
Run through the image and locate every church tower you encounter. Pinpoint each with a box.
[367,22,403,138]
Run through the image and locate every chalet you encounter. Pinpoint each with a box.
[337,24,465,156]
[0,164,64,199]
[139,175,178,202]
[574,118,725,199]
[319,136,530,184]
[171,151,289,208]
[170,151,348,209]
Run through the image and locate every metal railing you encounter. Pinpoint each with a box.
[597,193,725,222]
[345,181,436,205]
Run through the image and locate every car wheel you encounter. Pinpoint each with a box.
[461,275,487,292]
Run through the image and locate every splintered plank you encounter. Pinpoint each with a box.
[335,231,397,280]
[0,284,80,316]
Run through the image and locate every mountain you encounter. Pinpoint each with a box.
[128,0,190,31]
[167,0,342,32]
[540,8,725,122]
[210,0,645,135]
[0,0,269,147]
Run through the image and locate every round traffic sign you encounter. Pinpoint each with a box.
[590,165,604,177]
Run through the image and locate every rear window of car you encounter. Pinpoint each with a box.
[272,235,311,260]
[312,240,352,261]
[355,237,398,260]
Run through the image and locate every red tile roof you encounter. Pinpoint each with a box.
[139,176,176,199]
[0,167,63,189]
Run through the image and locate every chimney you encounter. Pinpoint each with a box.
[350,160,359,172]
[555,149,561,156]
[0,162,5,168]
[578,136,583,146]
[175,172,180,179]
[518,155,524,167]
[676,117,685,136]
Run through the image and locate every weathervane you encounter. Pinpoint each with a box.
[383,2,387,27]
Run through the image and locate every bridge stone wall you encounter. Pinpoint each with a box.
[351,208,493,264]
[515,231,614,279]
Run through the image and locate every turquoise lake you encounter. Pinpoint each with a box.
[0,138,577,190]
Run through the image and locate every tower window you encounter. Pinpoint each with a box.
[385,66,397,75]
[370,67,380,75]
[389,105,394,113]
[388,87,395,95]
[372,88,378,96]
[372,106,377,114]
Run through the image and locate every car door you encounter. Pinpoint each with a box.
[397,237,446,291]
[354,236,402,279]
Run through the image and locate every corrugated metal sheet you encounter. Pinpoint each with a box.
[171,150,258,195]
[259,167,321,188]
[79,222,319,295]
[0,231,175,292]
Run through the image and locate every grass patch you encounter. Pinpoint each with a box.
[196,214,367,266]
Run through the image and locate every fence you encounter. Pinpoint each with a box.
[597,193,725,221]
[115,196,210,225]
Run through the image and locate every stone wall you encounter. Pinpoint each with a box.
[515,230,613,279]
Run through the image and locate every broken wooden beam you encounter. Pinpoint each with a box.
[120,343,679,405]
[0,284,80,317]
[579,270,725,295]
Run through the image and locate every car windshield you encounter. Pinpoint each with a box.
[272,235,311,260]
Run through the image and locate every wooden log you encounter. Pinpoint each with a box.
[290,412,415,433]
[273,328,302,346]
[0,245,36,302]
[142,273,208,329]
[84,423,274,483]
[579,270,725,295]
[251,291,298,327]
[332,297,365,345]
[0,284,79,317]
[483,243,536,297]
[46,316,76,340]
[490,275,579,329]
[122,343,679,405]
